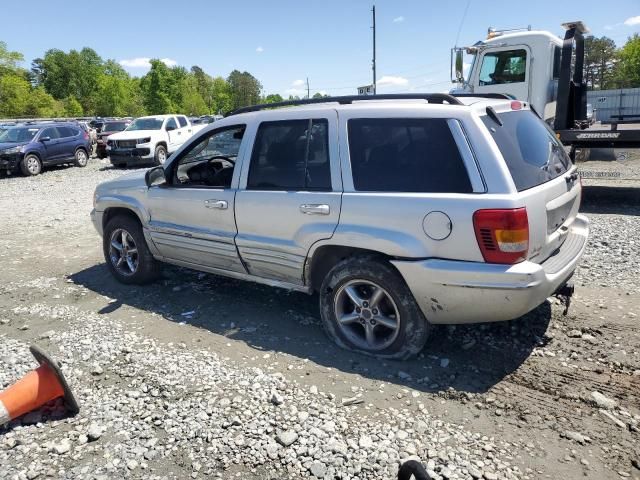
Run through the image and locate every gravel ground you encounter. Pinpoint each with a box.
[0,160,639,480]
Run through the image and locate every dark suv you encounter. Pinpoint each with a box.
[0,123,91,176]
[96,120,131,159]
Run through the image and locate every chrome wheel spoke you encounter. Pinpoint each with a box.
[126,256,136,273]
[121,231,129,248]
[373,314,397,330]
[344,286,364,308]
[369,287,385,309]
[364,324,377,347]
[111,240,123,252]
[338,312,360,325]
[127,248,137,255]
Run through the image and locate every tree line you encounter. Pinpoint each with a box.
[0,42,290,119]
[583,34,640,90]
[1,34,638,118]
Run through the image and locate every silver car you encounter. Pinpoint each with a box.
[91,95,588,359]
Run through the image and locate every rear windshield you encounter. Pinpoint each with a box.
[103,122,128,132]
[481,110,571,191]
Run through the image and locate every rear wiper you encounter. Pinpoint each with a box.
[486,106,503,126]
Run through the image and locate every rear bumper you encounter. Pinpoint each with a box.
[392,214,589,324]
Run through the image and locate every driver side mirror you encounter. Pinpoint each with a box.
[145,166,166,187]
[40,136,51,142]
[166,124,176,132]
[454,49,465,83]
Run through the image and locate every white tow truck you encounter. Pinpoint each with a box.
[450,21,640,166]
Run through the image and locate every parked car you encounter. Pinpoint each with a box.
[96,120,131,159]
[0,123,91,176]
[91,95,589,358]
[89,119,106,133]
[106,114,205,167]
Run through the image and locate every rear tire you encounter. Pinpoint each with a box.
[20,154,42,176]
[154,145,167,166]
[74,148,88,167]
[103,215,161,285]
[319,256,430,359]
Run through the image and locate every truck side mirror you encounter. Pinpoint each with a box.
[455,49,465,83]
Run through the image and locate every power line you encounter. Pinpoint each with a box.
[454,0,471,47]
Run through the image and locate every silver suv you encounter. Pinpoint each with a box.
[91,94,589,359]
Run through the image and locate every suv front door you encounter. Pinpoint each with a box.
[165,117,180,152]
[38,127,63,163]
[234,112,342,285]
[146,125,247,273]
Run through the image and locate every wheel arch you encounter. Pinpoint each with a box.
[305,244,394,293]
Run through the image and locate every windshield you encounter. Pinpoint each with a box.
[0,127,39,143]
[481,110,571,191]
[103,122,129,132]
[126,118,163,131]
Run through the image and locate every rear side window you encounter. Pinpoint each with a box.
[347,118,472,193]
[178,116,188,127]
[481,110,571,191]
[247,119,331,191]
[57,126,78,138]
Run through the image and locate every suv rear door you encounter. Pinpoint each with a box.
[56,126,79,160]
[234,111,342,285]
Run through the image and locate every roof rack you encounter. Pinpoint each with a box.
[228,93,463,116]
[452,93,513,100]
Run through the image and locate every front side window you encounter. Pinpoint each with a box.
[166,117,178,131]
[479,49,527,85]
[174,125,245,188]
[247,119,331,191]
[348,118,472,193]
[40,127,60,140]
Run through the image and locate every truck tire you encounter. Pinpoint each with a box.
[103,215,161,285]
[154,145,167,165]
[74,148,88,167]
[319,256,430,359]
[20,154,42,176]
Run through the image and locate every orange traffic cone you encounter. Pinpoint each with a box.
[0,345,79,426]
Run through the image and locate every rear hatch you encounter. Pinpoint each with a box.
[481,109,581,264]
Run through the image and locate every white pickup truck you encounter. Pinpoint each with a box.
[107,114,205,167]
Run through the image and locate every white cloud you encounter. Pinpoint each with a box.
[119,57,177,68]
[624,15,640,26]
[291,79,305,87]
[393,16,404,23]
[256,46,264,53]
[377,75,409,87]
[604,24,614,30]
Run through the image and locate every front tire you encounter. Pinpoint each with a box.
[74,148,88,167]
[103,215,161,284]
[319,256,430,359]
[154,145,167,166]
[20,154,42,176]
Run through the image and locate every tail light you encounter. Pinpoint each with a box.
[83,131,89,140]
[473,208,529,264]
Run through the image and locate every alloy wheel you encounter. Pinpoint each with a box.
[109,228,139,276]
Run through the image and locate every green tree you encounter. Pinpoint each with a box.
[211,76,232,114]
[0,74,30,116]
[181,76,208,115]
[583,36,617,90]
[612,34,640,88]
[264,93,284,103]
[227,70,262,110]
[63,96,83,117]
[312,92,329,99]
[140,59,177,114]
[24,87,63,117]
[0,41,24,77]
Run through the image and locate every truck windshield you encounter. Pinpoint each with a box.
[0,127,39,143]
[481,110,571,191]
[126,118,163,131]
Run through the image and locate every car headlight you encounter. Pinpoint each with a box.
[1,146,22,155]
[137,137,151,144]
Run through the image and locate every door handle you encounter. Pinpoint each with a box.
[300,204,330,215]
[204,199,228,210]
[177,131,182,135]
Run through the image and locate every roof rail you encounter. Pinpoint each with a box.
[451,93,514,100]
[228,93,463,116]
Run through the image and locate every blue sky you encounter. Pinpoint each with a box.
[3,0,639,97]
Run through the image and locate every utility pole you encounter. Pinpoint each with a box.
[372,5,376,95]
[306,77,310,99]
